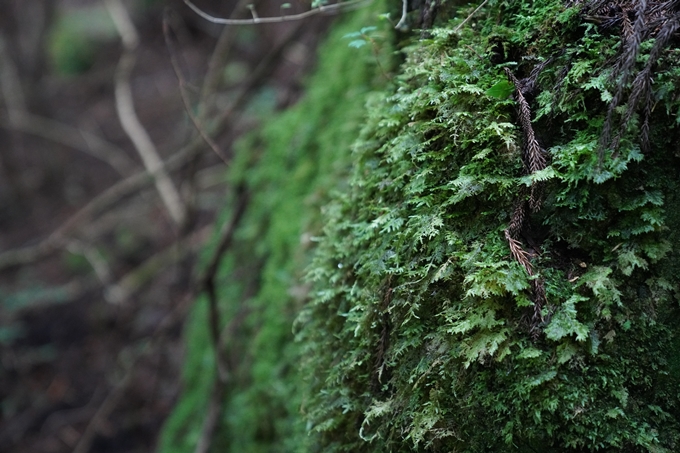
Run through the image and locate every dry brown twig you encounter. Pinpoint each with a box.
[453,0,489,32]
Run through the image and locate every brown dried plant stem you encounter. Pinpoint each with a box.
[504,66,549,327]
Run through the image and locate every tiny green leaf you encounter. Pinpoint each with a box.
[348,39,368,49]
[485,80,514,99]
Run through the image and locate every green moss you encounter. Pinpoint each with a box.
[158,3,391,452]
[301,1,680,451]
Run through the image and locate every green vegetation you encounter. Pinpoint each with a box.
[164,0,680,451]
[158,3,390,452]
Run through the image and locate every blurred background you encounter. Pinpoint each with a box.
[0,0,333,451]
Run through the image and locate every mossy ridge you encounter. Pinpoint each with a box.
[302,0,680,451]
[157,3,391,452]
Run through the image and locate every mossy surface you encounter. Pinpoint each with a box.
[302,1,680,451]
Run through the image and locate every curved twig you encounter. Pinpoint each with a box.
[183,0,370,25]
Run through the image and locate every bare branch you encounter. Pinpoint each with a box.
[71,291,195,453]
[0,6,282,271]
[106,0,187,226]
[0,142,199,271]
[106,224,212,304]
[197,0,254,114]
[183,0,370,25]
[453,0,489,33]
[395,0,408,30]
[0,112,138,176]
[163,14,230,164]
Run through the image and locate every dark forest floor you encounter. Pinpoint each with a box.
[0,0,332,451]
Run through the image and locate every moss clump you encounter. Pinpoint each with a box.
[301,1,680,451]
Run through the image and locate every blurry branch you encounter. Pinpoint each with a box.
[106,0,188,227]
[72,291,197,453]
[71,370,133,453]
[66,240,114,289]
[395,0,408,30]
[199,186,249,383]
[163,13,230,164]
[0,143,198,271]
[0,112,138,176]
[212,15,310,128]
[193,186,249,453]
[106,224,212,304]
[453,0,488,32]
[0,3,302,272]
[184,0,370,25]
[0,33,27,122]
[197,0,253,116]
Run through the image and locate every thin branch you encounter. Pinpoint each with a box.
[395,0,408,30]
[71,290,196,453]
[106,0,187,226]
[213,16,311,129]
[0,142,199,271]
[163,13,230,164]
[193,379,227,453]
[189,186,249,453]
[71,369,133,453]
[0,111,138,176]
[106,224,212,304]
[66,240,114,289]
[0,10,276,271]
[183,0,370,25]
[199,186,249,383]
[198,0,254,112]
